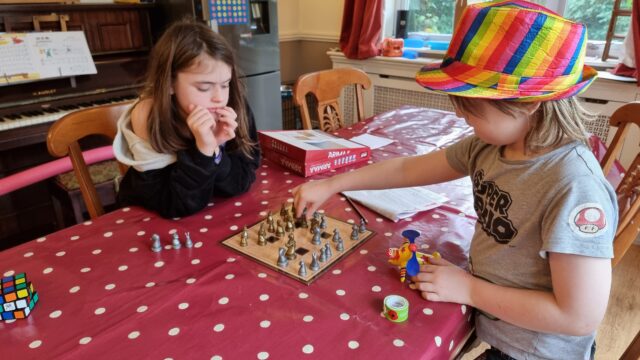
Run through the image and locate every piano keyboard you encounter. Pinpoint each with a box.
[0,96,137,132]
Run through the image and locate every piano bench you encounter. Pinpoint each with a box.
[49,160,121,228]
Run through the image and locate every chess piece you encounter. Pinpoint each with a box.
[172,233,181,249]
[309,217,319,234]
[300,215,309,229]
[332,228,341,243]
[184,232,193,248]
[291,203,297,219]
[336,238,344,252]
[285,218,294,233]
[268,216,276,233]
[259,223,266,237]
[313,211,321,222]
[311,226,321,245]
[324,243,332,258]
[277,248,288,267]
[310,253,320,271]
[280,203,288,218]
[285,241,297,260]
[320,215,327,230]
[258,233,267,246]
[351,224,359,241]
[319,246,327,262]
[359,218,367,233]
[298,260,307,277]
[151,234,162,252]
[276,220,285,237]
[240,226,249,247]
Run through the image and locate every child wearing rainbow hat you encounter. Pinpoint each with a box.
[293,1,618,358]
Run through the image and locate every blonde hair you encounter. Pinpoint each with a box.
[449,96,596,154]
[141,19,256,158]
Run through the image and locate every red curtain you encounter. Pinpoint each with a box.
[340,0,384,59]
[611,0,640,86]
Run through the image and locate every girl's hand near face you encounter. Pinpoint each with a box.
[211,106,238,145]
[186,104,217,156]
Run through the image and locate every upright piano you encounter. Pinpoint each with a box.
[0,3,157,249]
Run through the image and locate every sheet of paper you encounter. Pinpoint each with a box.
[597,70,637,83]
[349,134,395,149]
[343,186,448,222]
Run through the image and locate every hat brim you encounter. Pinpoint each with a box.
[416,62,598,102]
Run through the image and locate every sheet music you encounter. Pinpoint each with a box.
[0,32,97,86]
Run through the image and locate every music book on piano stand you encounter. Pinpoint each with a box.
[0,32,97,86]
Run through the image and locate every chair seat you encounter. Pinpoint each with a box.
[50,159,121,227]
[54,159,120,191]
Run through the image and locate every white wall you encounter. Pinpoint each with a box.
[278,0,343,42]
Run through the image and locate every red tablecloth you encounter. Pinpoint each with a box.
[0,107,479,359]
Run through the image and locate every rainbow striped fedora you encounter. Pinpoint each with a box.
[416,0,597,102]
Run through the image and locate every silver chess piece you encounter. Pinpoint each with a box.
[359,218,367,233]
[184,232,193,248]
[298,260,307,277]
[310,253,320,271]
[172,233,181,249]
[277,248,288,267]
[350,223,359,241]
[151,234,162,252]
[324,242,332,258]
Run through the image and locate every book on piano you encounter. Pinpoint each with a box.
[258,130,371,177]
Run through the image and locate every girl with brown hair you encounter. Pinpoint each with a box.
[113,20,260,217]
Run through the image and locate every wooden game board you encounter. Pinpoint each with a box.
[221,209,375,285]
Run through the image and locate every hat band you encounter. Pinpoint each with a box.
[441,59,583,93]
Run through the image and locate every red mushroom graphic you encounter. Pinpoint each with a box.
[573,206,606,234]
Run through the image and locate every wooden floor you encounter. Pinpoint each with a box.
[461,245,640,360]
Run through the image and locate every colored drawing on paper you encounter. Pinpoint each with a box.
[209,0,249,25]
[221,206,375,285]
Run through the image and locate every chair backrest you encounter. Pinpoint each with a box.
[600,102,640,267]
[47,102,132,219]
[293,67,372,132]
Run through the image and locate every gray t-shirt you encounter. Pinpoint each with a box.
[446,136,618,360]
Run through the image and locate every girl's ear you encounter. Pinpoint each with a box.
[169,86,175,95]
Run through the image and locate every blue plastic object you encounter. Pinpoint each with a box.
[402,50,418,59]
[428,40,450,51]
[403,38,424,48]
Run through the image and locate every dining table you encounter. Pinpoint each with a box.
[0,106,487,359]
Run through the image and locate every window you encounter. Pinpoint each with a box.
[386,0,632,61]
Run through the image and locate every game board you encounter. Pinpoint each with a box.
[221,206,375,285]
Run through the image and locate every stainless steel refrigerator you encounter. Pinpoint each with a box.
[157,0,283,130]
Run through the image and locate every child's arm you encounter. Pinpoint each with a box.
[293,149,465,217]
[414,253,611,336]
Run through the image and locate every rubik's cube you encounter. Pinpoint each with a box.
[1,273,38,320]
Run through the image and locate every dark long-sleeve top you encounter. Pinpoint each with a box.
[114,105,261,218]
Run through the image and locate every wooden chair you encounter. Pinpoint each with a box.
[600,102,640,268]
[600,102,640,360]
[293,67,371,132]
[47,102,131,220]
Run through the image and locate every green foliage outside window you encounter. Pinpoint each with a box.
[406,0,455,34]
[405,0,631,42]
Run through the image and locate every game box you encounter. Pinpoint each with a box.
[258,130,370,176]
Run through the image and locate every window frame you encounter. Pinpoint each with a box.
[383,0,622,65]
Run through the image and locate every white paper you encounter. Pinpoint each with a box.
[343,186,448,222]
[597,71,637,83]
[349,134,395,149]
